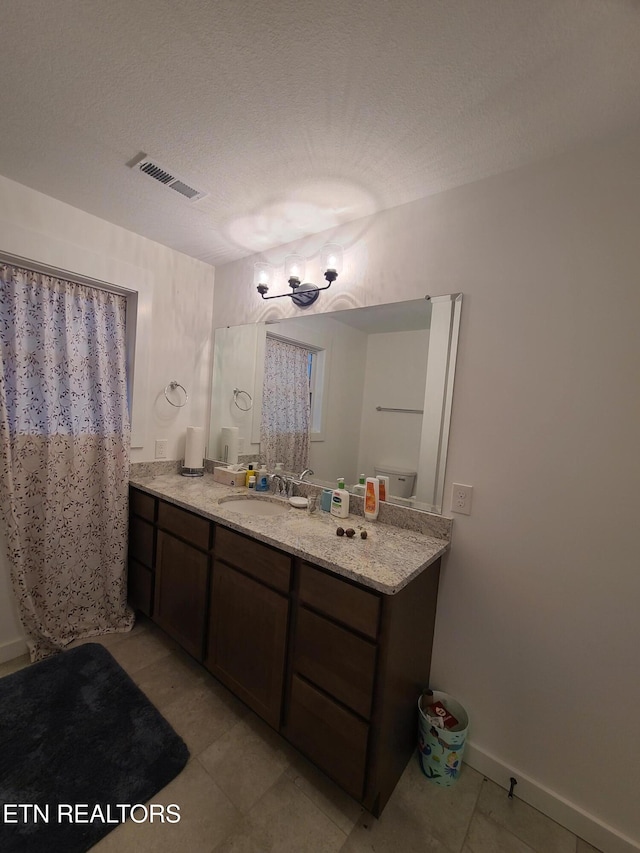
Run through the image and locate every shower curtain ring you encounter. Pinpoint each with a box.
[164,381,188,408]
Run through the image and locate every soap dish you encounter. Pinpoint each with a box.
[289,496,308,509]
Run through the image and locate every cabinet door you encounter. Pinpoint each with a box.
[207,560,289,729]
[128,514,155,567]
[128,558,154,617]
[154,530,210,660]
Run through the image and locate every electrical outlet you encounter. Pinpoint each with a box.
[451,483,473,515]
[154,439,168,460]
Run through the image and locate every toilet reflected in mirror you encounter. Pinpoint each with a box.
[374,465,417,500]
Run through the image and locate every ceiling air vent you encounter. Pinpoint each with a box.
[133,156,207,202]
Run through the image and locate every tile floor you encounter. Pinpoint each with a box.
[0,618,603,853]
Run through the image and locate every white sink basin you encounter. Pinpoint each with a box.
[218,496,290,517]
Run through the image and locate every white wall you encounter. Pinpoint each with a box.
[209,323,261,459]
[357,329,429,480]
[212,130,640,851]
[0,175,216,656]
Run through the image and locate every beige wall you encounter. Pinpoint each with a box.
[213,131,640,851]
[0,175,216,658]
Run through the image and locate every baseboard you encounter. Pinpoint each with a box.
[464,742,639,853]
[0,636,28,665]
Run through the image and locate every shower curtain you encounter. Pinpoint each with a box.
[0,264,134,660]
[260,336,311,474]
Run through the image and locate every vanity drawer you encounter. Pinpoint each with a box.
[294,606,377,719]
[128,515,155,568]
[299,562,380,639]
[285,674,369,801]
[215,526,291,594]
[130,487,156,522]
[157,500,211,551]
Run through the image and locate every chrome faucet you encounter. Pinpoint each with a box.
[299,468,315,481]
[269,473,288,496]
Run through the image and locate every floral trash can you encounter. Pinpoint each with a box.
[418,690,469,786]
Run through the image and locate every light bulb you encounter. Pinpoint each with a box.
[285,254,305,282]
[259,270,269,285]
[320,243,343,276]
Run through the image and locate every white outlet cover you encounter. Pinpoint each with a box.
[451,483,473,515]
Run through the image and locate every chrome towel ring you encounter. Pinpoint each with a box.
[164,381,188,408]
[233,388,252,411]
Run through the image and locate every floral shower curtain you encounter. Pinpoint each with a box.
[0,264,134,660]
[260,336,311,474]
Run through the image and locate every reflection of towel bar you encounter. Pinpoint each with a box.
[376,406,423,414]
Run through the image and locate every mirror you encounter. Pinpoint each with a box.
[208,294,462,513]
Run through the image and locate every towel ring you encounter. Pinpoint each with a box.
[233,388,252,411]
[164,381,188,408]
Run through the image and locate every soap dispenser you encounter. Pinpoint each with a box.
[330,478,350,519]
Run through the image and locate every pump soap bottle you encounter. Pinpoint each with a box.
[330,478,350,519]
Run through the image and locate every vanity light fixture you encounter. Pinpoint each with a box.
[255,244,343,308]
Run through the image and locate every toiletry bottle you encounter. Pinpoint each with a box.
[377,475,389,502]
[364,477,380,521]
[255,464,269,492]
[331,479,350,519]
[320,489,333,512]
[248,475,256,489]
[244,464,255,487]
[358,473,365,486]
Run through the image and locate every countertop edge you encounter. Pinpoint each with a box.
[130,476,449,595]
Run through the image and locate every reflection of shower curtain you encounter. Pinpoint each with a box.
[0,264,134,660]
[260,337,310,473]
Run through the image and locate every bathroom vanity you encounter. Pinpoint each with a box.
[127,473,450,816]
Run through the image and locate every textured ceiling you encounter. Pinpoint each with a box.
[2,0,640,266]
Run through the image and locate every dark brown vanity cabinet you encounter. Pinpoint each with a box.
[284,562,380,801]
[127,488,156,616]
[206,527,291,729]
[153,501,212,660]
[284,559,441,816]
[127,486,441,816]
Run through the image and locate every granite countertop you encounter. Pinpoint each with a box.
[129,472,450,595]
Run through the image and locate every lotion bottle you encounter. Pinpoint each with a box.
[364,477,380,521]
[330,478,350,519]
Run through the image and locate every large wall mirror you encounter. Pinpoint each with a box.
[208,294,462,514]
